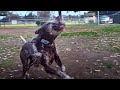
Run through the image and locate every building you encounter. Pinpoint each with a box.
[82,12,97,24]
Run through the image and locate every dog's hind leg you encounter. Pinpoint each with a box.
[22,58,29,79]
[22,57,34,79]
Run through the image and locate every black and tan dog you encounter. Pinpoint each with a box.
[20,16,72,79]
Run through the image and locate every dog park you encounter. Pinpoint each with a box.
[0,22,120,79]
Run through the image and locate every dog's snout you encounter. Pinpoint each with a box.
[60,25,65,30]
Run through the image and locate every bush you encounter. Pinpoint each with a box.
[36,21,40,26]
[40,22,46,25]
[89,20,94,24]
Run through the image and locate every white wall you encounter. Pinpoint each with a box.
[84,16,97,23]
[11,20,17,24]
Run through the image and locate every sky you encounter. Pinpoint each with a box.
[0,11,89,19]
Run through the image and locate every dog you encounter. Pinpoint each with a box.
[20,16,72,79]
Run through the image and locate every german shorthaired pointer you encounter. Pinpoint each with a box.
[20,16,72,79]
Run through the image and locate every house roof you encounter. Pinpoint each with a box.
[84,13,95,17]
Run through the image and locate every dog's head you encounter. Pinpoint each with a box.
[35,16,65,38]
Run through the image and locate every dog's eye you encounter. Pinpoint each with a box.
[52,23,58,30]
[52,25,58,30]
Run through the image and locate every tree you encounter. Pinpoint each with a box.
[9,14,20,20]
[0,11,9,16]
[37,11,50,18]
[0,11,10,27]
[24,12,35,19]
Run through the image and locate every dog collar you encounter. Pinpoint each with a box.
[41,39,50,45]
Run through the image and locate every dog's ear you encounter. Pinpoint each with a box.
[35,28,42,34]
[35,23,48,34]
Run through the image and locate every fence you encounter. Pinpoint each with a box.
[1,11,120,26]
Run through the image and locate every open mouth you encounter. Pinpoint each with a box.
[59,25,65,30]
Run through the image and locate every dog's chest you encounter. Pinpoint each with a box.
[41,46,55,64]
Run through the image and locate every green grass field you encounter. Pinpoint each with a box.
[0,24,37,27]
[0,23,97,27]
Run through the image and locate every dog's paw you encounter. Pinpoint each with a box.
[61,65,66,72]
[64,75,72,79]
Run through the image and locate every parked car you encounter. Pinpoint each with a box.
[100,15,113,24]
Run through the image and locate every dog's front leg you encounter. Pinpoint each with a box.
[42,64,71,79]
[54,53,66,72]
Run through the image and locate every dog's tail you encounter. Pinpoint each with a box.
[20,35,27,43]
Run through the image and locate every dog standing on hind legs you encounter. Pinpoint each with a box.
[20,16,72,79]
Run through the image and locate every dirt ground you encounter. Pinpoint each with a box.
[0,27,120,79]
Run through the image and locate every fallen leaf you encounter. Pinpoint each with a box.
[104,74,109,76]
[76,60,79,62]
[18,65,21,67]
[65,48,71,51]
[90,71,92,73]
[3,58,8,60]
[71,42,75,44]
[7,54,11,56]
[110,55,117,58]
[93,62,97,66]
[53,77,57,79]
[48,75,52,77]
[113,60,119,65]
[41,68,44,71]
[13,70,19,72]
[10,74,13,76]
[96,60,101,62]
[86,60,88,62]
[4,56,7,58]
[94,70,101,72]
[117,70,120,73]
[10,76,14,78]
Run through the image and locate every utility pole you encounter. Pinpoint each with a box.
[98,11,99,25]
[58,11,62,18]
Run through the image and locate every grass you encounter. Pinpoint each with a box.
[0,59,16,68]
[102,25,120,32]
[0,34,17,40]
[0,24,37,27]
[0,34,12,40]
[0,48,5,53]
[60,32,99,37]
[0,23,98,28]
[104,63,115,69]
